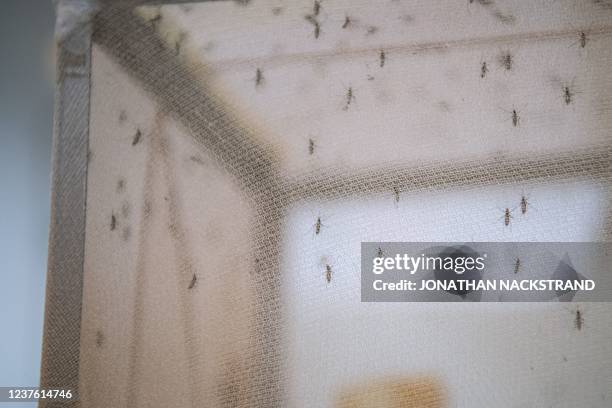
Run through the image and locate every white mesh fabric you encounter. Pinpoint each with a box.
[45,1,612,407]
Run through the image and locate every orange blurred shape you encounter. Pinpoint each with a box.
[336,377,446,408]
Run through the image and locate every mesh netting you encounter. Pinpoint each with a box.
[43,1,612,407]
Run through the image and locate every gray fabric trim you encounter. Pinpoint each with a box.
[39,21,92,408]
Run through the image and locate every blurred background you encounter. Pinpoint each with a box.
[0,1,55,406]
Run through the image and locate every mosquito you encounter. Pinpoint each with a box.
[366,26,379,35]
[95,330,104,347]
[499,107,521,127]
[574,307,584,331]
[116,178,126,193]
[308,138,316,155]
[498,51,513,71]
[579,31,587,48]
[304,15,321,39]
[511,109,520,126]
[343,86,355,110]
[188,273,197,290]
[132,129,142,146]
[255,68,264,87]
[494,11,516,24]
[480,61,488,78]
[514,258,521,274]
[519,190,538,215]
[520,194,529,214]
[314,216,323,235]
[500,207,513,226]
[342,15,351,29]
[313,0,321,16]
